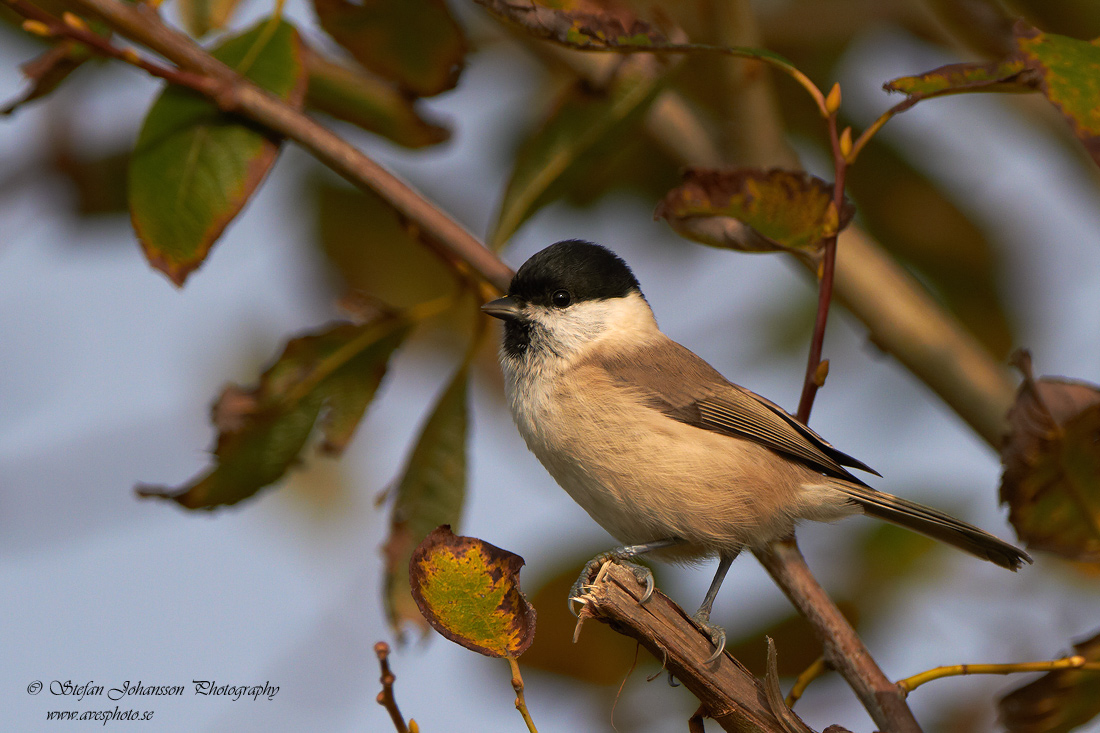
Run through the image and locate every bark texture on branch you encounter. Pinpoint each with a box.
[577,562,802,733]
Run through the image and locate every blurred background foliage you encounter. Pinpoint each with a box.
[3,0,1100,731]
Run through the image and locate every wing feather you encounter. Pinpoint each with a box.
[587,337,878,484]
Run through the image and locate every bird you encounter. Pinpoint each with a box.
[482,239,1031,663]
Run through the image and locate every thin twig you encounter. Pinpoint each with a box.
[796,97,844,423]
[786,657,828,708]
[5,0,220,98]
[507,656,539,733]
[754,540,922,733]
[374,642,410,733]
[897,655,1099,694]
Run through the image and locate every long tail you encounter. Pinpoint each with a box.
[834,484,1032,570]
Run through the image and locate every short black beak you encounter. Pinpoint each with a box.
[481,296,523,321]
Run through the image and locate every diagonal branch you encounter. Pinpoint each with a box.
[28,0,515,293]
[576,562,799,733]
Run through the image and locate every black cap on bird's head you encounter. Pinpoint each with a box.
[482,240,642,322]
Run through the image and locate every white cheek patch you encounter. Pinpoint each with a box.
[523,292,657,361]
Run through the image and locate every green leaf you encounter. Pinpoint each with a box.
[316,183,457,307]
[311,0,466,97]
[304,48,450,149]
[1001,357,1100,562]
[128,18,306,286]
[383,365,470,638]
[1000,630,1100,733]
[1015,23,1100,166]
[137,318,409,509]
[409,525,536,658]
[884,58,1034,98]
[490,57,668,249]
[177,0,245,38]
[655,168,854,256]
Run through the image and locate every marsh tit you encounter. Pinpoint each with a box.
[483,240,1030,662]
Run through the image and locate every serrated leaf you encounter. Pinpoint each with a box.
[137,318,408,509]
[409,525,536,658]
[311,0,465,97]
[1015,23,1100,166]
[304,47,449,148]
[490,56,668,249]
[178,0,245,38]
[1001,357,1100,561]
[655,168,854,256]
[884,58,1035,98]
[1000,630,1100,733]
[128,18,306,286]
[383,366,469,638]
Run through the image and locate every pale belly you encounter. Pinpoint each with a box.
[507,368,857,560]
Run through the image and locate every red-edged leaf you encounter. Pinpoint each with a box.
[128,18,306,285]
[656,168,853,256]
[137,318,408,509]
[311,0,466,97]
[303,47,449,148]
[409,525,536,658]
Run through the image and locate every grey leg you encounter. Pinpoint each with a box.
[692,550,740,664]
[568,538,683,615]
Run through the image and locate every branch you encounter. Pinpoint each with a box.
[35,0,515,293]
[374,642,411,733]
[576,562,798,733]
[754,541,922,733]
[897,655,1098,694]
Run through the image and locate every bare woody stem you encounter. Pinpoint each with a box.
[374,642,410,733]
[506,656,539,733]
[755,540,922,733]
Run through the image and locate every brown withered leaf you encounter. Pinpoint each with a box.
[473,0,667,50]
[1001,351,1100,561]
[999,629,1100,733]
[2,42,90,116]
[655,168,854,257]
[883,58,1037,99]
[409,525,536,658]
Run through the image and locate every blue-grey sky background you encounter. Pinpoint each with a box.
[3,4,1100,732]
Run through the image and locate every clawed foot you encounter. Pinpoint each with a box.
[567,554,655,617]
[691,610,727,664]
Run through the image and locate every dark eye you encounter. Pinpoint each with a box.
[551,289,571,308]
